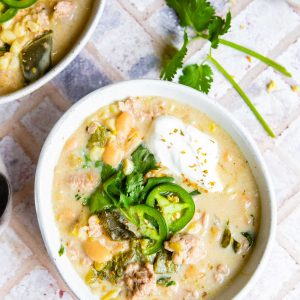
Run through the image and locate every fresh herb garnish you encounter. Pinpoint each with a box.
[86,145,159,213]
[131,144,157,174]
[74,193,88,205]
[161,30,189,81]
[157,277,176,287]
[58,244,64,256]
[221,227,231,248]
[189,189,201,196]
[179,63,213,94]
[161,0,292,137]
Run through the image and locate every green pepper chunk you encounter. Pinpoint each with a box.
[128,204,168,255]
[146,183,195,233]
[1,0,38,9]
[0,7,18,23]
[20,31,53,83]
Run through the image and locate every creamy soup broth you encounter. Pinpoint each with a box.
[53,97,260,300]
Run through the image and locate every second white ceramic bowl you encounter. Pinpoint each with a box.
[35,79,276,300]
[0,0,106,104]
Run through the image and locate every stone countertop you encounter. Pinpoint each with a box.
[1,0,300,299]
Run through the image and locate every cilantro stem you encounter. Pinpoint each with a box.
[218,39,291,77]
[194,34,291,77]
[208,55,276,138]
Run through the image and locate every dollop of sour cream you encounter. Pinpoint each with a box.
[145,116,223,192]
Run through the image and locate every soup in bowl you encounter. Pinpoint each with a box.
[0,0,105,102]
[35,80,276,300]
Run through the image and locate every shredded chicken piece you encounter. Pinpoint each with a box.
[87,121,100,135]
[118,97,165,121]
[213,264,230,284]
[124,263,156,300]
[66,241,79,261]
[164,233,206,265]
[87,215,102,238]
[68,171,99,193]
[184,289,200,300]
[54,1,77,20]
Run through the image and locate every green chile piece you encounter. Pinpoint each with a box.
[20,31,53,83]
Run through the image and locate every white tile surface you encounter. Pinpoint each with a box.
[244,241,300,299]
[186,0,300,98]
[4,266,73,300]
[263,149,300,207]
[0,228,32,289]
[21,98,62,145]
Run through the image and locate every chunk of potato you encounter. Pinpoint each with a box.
[83,240,112,263]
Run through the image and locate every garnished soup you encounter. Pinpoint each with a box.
[0,0,93,95]
[53,97,260,299]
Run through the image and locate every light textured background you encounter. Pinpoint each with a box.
[0,0,300,299]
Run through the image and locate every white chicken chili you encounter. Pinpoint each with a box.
[53,96,260,300]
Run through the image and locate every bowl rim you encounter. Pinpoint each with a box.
[0,0,106,105]
[35,79,276,300]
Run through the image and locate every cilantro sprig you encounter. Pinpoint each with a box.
[161,0,292,137]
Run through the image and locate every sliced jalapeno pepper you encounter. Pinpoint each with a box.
[0,7,18,24]
[146,183,195,233]
[128,204,168,255]
[1,0,38,9]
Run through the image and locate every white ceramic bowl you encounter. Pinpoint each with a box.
[0,0,106,104]
[35,80,276,300]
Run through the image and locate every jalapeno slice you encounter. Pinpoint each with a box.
[0,7,18,23]
[146,183,195,233]
[128,204,168,255]
[1,0,38,9]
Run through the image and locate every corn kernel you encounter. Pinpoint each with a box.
[103,118,116,131]
[89,146,104,161]
[291,85,300,92]
[123,158,134,175]
[0,30,16,44]
[209,122,216,132]
[1,19,13,30]
[0,53,11,70]
[14,22,27,38]
[94,261,105,271]
[85,268,97,285]
[109,103,119,114]
[101,289,121,300]
[26,21,40,33]
[10,40,22,54]
[168,242,182,252]
[17,36,30,48]
[267,80,276,93]
[8,55,19,70]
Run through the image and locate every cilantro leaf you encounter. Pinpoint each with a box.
[101,162,118,182]
[131,144,157,174]
[160,31,189,81]
[103,171,125,202]
[125,172,144,204]
[167,0,215,32]
[88,189,114,213]
[208,12,231,48]
[179,63,213,94]
[58,244,64,256]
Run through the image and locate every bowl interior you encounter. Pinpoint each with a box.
[0,0,106,104]
[35,79,275,300]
